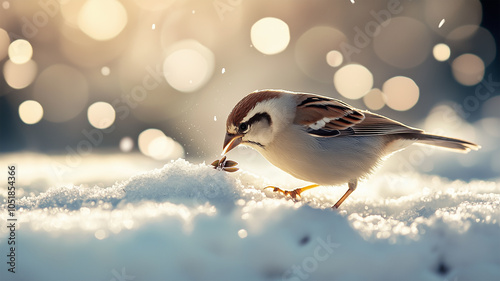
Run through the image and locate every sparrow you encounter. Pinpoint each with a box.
[222,89,480,209]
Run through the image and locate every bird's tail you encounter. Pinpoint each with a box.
[412,133,480,153]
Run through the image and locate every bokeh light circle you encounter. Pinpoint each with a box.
[163,40,215,93]
[19,100,44,125]
[8,39,33,64]
[382,76,420,111]
[120,137,134,152]
[138,129,184,160]
[480,118,500,138]
[295,26,347,82]
[60,0,86,28]
[139,129,167,157]
[451,53,484,86]
[0,28,10,61]
[238,229,248,239]
[334,64,373,100]
[447,25,480,41]
[374,17,432,69]
[363,88,385,110]
[148,136,175,160]
[326,50,343,67]
[101,66,110,76]
[250,17,290,55]
[133,0,175,11]
[94,229,108,240]
[78,0,128,41]
[3,60,37,89]
[34,64,89,123]
[87,102,116,129]
[433,43,451,62]
[482,95,500,119]
[447,26,496,67]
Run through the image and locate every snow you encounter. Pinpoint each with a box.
[1,154,500,281]
[438,19,445,28]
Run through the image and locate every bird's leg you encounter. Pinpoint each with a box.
[265,184,320,200]
[332,179,357,209]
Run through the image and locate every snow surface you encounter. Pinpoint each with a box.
[1,155,500,281]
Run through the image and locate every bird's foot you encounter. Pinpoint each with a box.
[265,184,320,200]
[331,179,358,209]
[332,189,354,209]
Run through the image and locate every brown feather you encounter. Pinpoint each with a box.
[351,112,422,136]
[293,94,423,137]
[294,94,365,130]
[395,133,480,152]
[227,90,282,127]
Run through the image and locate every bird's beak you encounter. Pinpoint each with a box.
[222,133,243,155]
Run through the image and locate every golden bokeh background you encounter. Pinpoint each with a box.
[0,0,499,179]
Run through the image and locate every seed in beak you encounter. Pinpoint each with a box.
[211,156,239,172]
[223,160,238,167]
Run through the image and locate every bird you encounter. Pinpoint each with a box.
[221,89,480,209]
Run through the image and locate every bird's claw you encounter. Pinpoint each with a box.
[265,184,320,201]
[265,186,302,200]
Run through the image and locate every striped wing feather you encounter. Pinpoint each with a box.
[294,94,422,137]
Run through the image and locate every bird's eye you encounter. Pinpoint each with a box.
[238,122,248,132]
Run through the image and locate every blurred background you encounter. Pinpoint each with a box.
[0,0,499,193]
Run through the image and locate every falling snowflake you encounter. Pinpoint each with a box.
[438,19,445,28]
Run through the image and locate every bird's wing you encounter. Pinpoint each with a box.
[351,111,423,136]
[294,94,422,137]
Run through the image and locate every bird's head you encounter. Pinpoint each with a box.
[222,90,296,155]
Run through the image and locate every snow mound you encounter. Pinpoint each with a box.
[1,159,500,281]
[16,159,267,212]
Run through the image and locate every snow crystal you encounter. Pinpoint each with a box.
[1,156,499,281]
